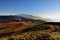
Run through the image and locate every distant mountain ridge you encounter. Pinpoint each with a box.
[16,14,51,22]
[0,14,47,23]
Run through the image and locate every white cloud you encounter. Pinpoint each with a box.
[0,12,16,15]
[33,10,60,22]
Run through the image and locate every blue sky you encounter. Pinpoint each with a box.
[0,0,60,21]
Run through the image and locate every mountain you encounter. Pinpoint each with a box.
[0,14,47,23]
[15,14,48,22]
[16,14,43,20]
[0,14,60,40]
[0,14,46,29]
[16,14,49,21]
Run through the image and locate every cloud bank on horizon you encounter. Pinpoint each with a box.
[33,10,60,22]
[0,0,60,22]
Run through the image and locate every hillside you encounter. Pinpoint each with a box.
[0,15,60,40]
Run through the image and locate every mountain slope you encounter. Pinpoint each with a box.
[0,14,46,23]
[0,15,60,40]
[16,14,49,21]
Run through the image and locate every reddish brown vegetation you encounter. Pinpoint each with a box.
[0,21,35,28]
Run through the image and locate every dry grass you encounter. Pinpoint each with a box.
[0,21,60,40]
